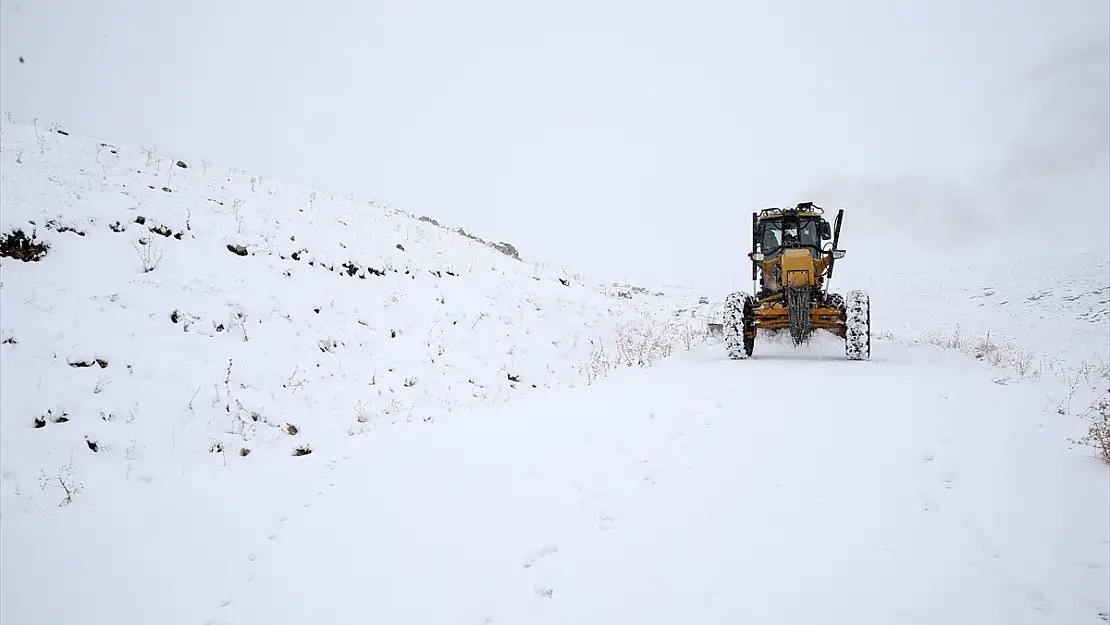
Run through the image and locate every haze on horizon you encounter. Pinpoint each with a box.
[2,0,1106,289]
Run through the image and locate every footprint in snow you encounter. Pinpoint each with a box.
[916,488,942,512]
[1022,584,1055,614]
[522,545,559,568]
[963,521,1004,560]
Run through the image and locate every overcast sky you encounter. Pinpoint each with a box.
[1,0,1106,289]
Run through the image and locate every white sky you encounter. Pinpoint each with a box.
[2,0,1107,289]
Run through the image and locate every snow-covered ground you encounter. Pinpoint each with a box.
[1,120,1107,625]
[0,119,701,518]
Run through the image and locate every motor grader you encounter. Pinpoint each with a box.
[722,202,870,360]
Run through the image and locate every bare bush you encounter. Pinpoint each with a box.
[356,401,374,424]
[1069,392,1110,463]
[578,315,708,384]
[132,235,164,273]
[39,460,82,506]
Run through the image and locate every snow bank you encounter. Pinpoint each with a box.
[0,119,704,517]
[861,249,1109,457]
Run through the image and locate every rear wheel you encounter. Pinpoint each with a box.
[786,286,812,346]
[723,291,755,360]
[845,290,871,360]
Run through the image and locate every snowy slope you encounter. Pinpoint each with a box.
[2,119,1108,625]
[869,251,1109,371]
[0,119,703,519]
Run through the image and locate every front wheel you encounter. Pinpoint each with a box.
[845,290,871,360]
[723,291,755,360]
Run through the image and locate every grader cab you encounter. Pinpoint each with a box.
[722,202,870,360]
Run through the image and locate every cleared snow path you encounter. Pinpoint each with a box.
[6,334,1106,625]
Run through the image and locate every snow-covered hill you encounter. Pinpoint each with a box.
[0,119,704,519]
[1,118,1107,625]
[868,251,1108,368]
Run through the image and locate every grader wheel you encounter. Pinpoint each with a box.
[723,291,755,360]
[845,290,871,360]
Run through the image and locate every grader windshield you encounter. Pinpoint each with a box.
[759,218,822,256]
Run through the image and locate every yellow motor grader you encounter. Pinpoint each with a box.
[723,202,870,360]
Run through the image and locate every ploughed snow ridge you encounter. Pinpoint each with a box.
[0,120,702,516]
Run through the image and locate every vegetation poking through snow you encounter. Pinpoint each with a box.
[877,328,1110,457]
[578,315,709,384]
[1069,392,1110,464]
[0,228,49,262]
[0,118,696,515]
